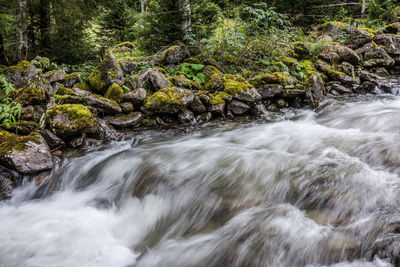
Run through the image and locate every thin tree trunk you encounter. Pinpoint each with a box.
[40,0,51,52]
[181,0,192,37]
[141,0,146,13]
[0,32,8,65]
[361,0,367,17]
[16,0,28,61]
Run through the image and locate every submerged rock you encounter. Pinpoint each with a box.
[0,131,53,174]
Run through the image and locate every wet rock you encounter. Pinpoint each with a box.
[232,88,262,103]
[43,69,66,83]
[144,87,195,114]
[253,102,268,116]
[305,73,326,108]
[257,84,283,99]
[155,42,190,65]
[39,129,65,149]
[267,103,279,112]
[69,134,86,148]
[0,168,17,200]
[0,131,54,175]
[131,68,169,92]
[196,112,212,124]
[46,104,95,139]
[228,100,250,115]
[122,88,147,106]
[178,110,196,124]
[209,103,225,116]
[88,52,124,94]
[362,44,395,68]
[337,46,360,65]
[68,89,122,115]
[345,29,373,49]
[104,112,143,129]
[87,119,122,141]
[355,81,377,94]
[327,82,352,94]
[372,236,400,266]
[190,96,207,114]
[281,89,306,98]
[121,102,135,113]
[315,61,354,86]
[276,98,288,108]
[360,71,379,85]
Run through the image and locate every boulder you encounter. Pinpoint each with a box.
[276,98,289,108]
[63,72,81,88]
[39,129,65,149]
[0,131,54,174]
[178,110,196,124]
[315,61,354,85]
[256,84,283,99]
[87,119,122,141]
[155,42,190,65]
[196,112,212,124]
[319,52,340,65]
[363,45,395,68]
[251,72,296,87]
[46,104,95,139]
[169,74,201,90]
[323,22,351,39]
[355,81,377,94]
[204,66,227,91]
[43,69,66,83]
[117,58,139,74]
[0,168,17,200]
[122,88,147,106]
[374,34,400,56]
[15,79,48,105]
[104,83,124,103]
[112,41,135,53]
[345,29,373,49]
[326,82,352,94]
[88,52,124,94]
[293,42,310,59]
[2,61,38,89]
[305,73,326,108]
[120,102,135,113]
[281,89,306,98]
[228,100,251,115]
[384,23,400,34]
[144,87,195,114]
[336,46,360,65]
[131,68,169,92]
[190,96,207,114]
[104,112,143,129]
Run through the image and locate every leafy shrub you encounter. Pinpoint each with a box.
[0,75,21,127]
[170,63,206,85]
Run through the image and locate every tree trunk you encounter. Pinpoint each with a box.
[0,32,8,65]
[40,0,51,52]
[141,0,146,13]
[16,0,28,61]
[180,0,192,37]
[361,0,367,17]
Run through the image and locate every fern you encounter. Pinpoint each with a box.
[172,63,206,85]
[0,74,22,128]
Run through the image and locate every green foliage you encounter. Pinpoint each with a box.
[169,63,206,85]
[0,75,21,128]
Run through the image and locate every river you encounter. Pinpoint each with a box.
[1,81,400,267]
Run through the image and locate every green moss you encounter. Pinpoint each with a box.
[94,94,120,107]
[184,57,201,64]
[54,94,69,103]
[209,91,229,105]
[275,56,298,64]
[114,41,135,49]
[65,72,81,81]
[169,74,201,90]
[359,27,376,37]
[251,72,293,86]
[326,66,346,76]
[58,86,75,95]
[88,69,106,92]
[75,82,91,91]
[0,130,41,157]
[224,79,253,95]
[108,71,117,78]
[104,83,124,103]
[8,61,31,75]
[204,70,227,91]
[0,65,6,73]
[15,82,46,105]
[46,104,95,136]
[144,87,192,113]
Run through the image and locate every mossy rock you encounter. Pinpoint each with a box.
[75,82,91,91]
[112,41,135,53]
[3,61,38,89]
[104,83,124,103]
[293,42,310,59]
[209,91,230,105]
[46,104,95,138]
[15,80,47,105]
[64,72,81,87]
[156,42,190,65]
[58,86,75,95]
[0,121,39,135]
[250,72,295,87]
[0,130,53,174]
[204,66,226,91]
[384,23,400,34]
[224,79,254,95]
[184,57,201,64]
[168,74,201,90]
[144,87,195,114]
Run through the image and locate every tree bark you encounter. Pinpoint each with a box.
[361,0,367,17]
[40,0,51,51]
[141,0,146,13]
[180,0,192,37]
[16,0,28,61]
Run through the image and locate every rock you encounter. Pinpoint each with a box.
[117,58,139,74]
[231,88,262,103]
[372,236,400,266]
[2,61,38,89]
[293,42,310,59]
[104,83,124,103]
[39,129,65,149]
[190,96,207,114]
[315,61,354,86]
[276,98,288,108]
[122,88,147,106]
[0,168,17,200]
[196,112,212,124]
[68,89,122,115]
[63,72,81,88]
[21,105,35,120]
[319,52,340,64]
[46,104,95,139]
[33,105,45,123]
[324,22,351,39]
[104,112,143,129]
[155,42,190,65]
[0,131,54,175]
[257,84,283,99]
[336,46,360,65]
[43,69,66,83]
[87,119,122,141]
[327,82,352,94]
[69,135,86,148]
[281,89,306,98]
[363,45,395,68]
[169,74,201,90]
[209,103,225,116]
[251,72,295,87]
[374,34,400,56]
[266,103,279,112]
[305,73,326,108]
[88,52,124,94]
[355,81,377,94]
[121,102,135,113]
[178,110,196,124]
[384,23,400,34]
[345,29,373,49]
[1,121,39,135]
[131,68,169,92]
[253,102,268,116]
[144,87,195,114]
[360,71,379,84]
[228,100,250,115]
[112,41,135,53]
[204,66,226,91]
[15,79,47,105]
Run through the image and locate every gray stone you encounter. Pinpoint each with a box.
[228,100,250,115]
[131,68,169,92]
[104,112,143,129]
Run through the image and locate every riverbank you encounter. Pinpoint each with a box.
[1,21,400,199]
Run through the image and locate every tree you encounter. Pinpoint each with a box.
[16,0,28,61]
[180,0,192,37]
[40,0,51,52]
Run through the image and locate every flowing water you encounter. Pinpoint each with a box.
[3,82,400,267]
